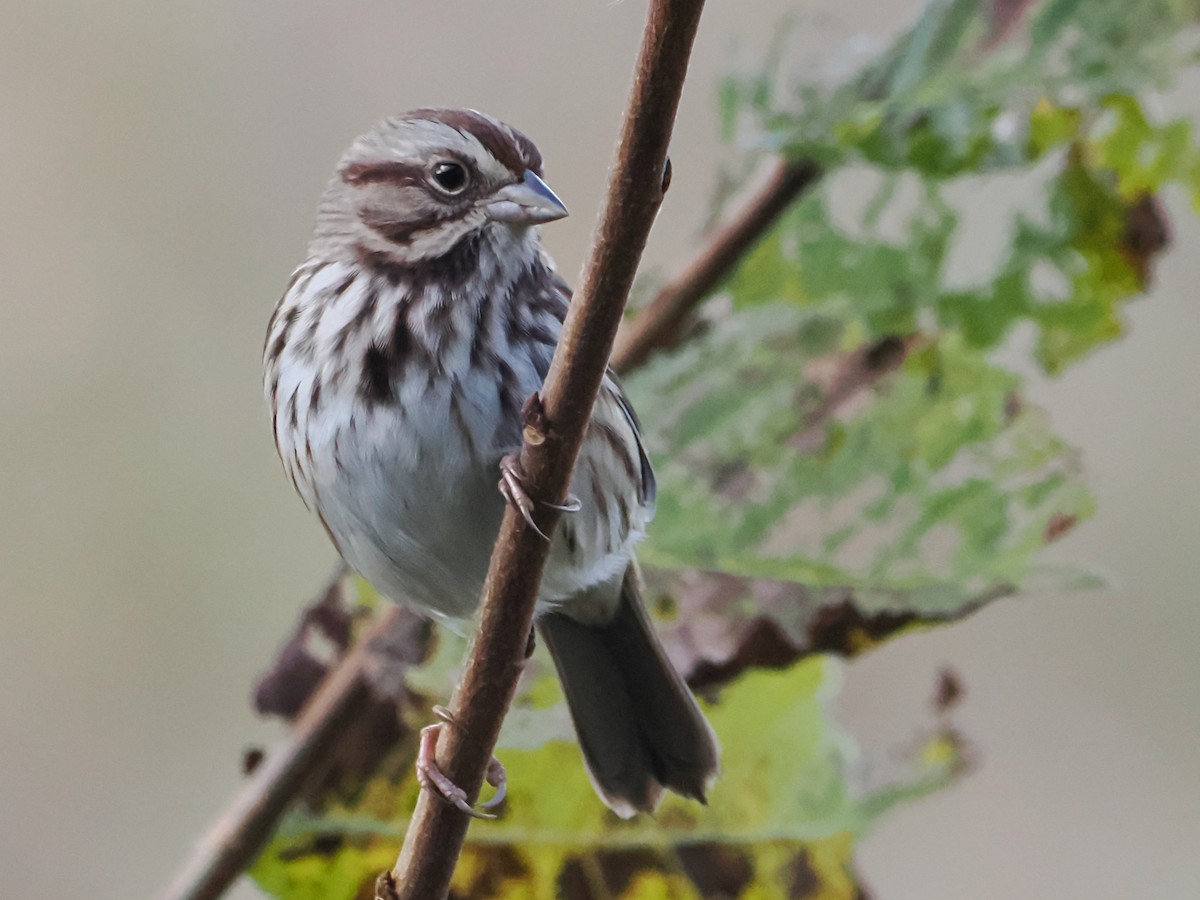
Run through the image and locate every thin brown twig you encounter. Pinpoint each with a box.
[159,605,409,900]
[376,2,706,897]
[611,157,822,375]
[789,334,920,453]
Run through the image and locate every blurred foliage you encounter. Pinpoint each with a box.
[253,633,964,899]
[719,0,1198,372]
[252,0,1200,896]
[631,311,1095,595]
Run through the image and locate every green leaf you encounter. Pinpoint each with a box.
[1028,99,1083,158]
[626,305,1094,598]
[251,658,964,899]
[720,0,1200,180]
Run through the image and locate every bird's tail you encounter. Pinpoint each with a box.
[538,567,720,817]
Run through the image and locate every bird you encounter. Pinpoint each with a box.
[264,108,719,818]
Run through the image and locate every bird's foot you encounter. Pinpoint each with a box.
[415,706,506,819]
[498,454,581,539]
[498,453,547,540]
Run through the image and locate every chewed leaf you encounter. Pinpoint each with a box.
[645,567,1014,688]
[251,658,967,899]
[627,305,1095,596]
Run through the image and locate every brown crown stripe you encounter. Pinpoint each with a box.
[409,107,543,177]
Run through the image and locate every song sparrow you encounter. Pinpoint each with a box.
[264,108,718,817]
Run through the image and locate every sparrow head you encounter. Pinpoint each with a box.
[310,108,568,268]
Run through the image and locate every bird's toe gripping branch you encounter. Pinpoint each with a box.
[415,706,507,820]
[498,393,580,539]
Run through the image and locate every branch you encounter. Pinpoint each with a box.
[611,157,822,375]
[789,333,919,453]
[159,605,410,900]
[377,2,706,898]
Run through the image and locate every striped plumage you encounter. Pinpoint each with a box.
[264,109,718,816]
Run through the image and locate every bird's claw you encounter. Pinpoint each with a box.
[480,756,507,811]
[498,455,581,540]
[499,459,548,540]
[416,714,507,819]
[498,454,556,540]
[544,493,581,513]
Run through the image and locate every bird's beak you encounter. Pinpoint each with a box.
[486,171,569,225]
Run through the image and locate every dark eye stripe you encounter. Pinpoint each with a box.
[341,161,426,186]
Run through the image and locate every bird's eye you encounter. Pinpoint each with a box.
[431,161,469,194]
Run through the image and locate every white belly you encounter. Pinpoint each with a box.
[308,375,518,619]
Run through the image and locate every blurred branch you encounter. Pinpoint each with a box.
[377,1,706,898]
[612,157,822,375]
[789,333,919,453]
[159,604,411,900]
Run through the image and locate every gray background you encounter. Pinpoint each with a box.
[1,1,1197,898]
